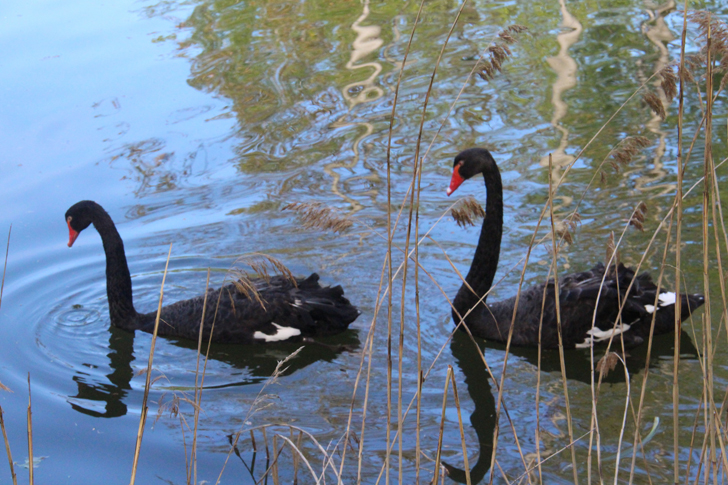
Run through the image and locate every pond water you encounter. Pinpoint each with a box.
[1,0,727,483]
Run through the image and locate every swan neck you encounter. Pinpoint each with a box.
[92,209,138,328]
[455,169,503,316]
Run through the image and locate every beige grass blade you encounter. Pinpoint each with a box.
[432,369,451,484]
[0,405,17,485]
[129,243,172,485]
[26,375,33,485]
[0,225,10,312]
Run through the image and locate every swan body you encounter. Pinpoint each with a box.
[447,148,704,349]
[65,201,360,344]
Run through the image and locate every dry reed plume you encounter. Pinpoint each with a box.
[628,201,648,232]
[228,253,296,310]
[282,202,353,233]
[604,231,619,268]
[596,352,620,378]
[450,196,485,227]
[642,90,666,119]
[690,11,728,74]
[478,25,528,81]
[556,211,581,245]
[599,135,650,182]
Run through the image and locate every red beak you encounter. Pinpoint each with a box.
[67,220,79,248]
[446,165,465,196]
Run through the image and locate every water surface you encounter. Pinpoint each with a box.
[1,0,726,483]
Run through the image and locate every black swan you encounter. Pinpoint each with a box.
[65,201,360,344]
[446,148,704,349]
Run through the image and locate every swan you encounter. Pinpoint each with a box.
[446,148,704,349]
[65,200,360,344]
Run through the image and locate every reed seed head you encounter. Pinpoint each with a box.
[283,202,353,233]
[155,393,181,424]
[498,31,516,44]
[597,352,620,377]
[506,25,528,34]
[678,64,696,84]
[690,11,728,73]
[642,91,666,120]
[605,231,619,267]
[556,211,581,245]
[659,64,678,101]
[450,196,485,227]
[230,253,298,310]
[477,25,528,82]
[629,201,648,231]
[611,136,650,169]
[557,228,573,245]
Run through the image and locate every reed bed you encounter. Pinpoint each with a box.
[1,4,727,485]
[217,8,725,485]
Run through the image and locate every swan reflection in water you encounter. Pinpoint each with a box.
[68,324,360,418]
[443,331,497,484]
[443,329,697,483]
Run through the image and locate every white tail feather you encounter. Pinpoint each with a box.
[254,322,301,342]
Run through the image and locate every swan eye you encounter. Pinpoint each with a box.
[67,216,72,224]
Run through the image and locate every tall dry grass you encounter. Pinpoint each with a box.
[0,228,18,485]
[238,8,726,485]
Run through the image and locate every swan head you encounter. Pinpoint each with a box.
[447,148,497,196]
[65,200,98,247]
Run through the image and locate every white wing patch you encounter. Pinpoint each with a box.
[575,323,632,349]
[291,299,303,308]
[658,292,676,307]
[254,322,302,342]
[644,292,677,314]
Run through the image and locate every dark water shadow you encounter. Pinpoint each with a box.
[497,330,698,385]
[70,326,136,418]
[69,327,360,418]
[443,331,497,484]
[442,330,697,483]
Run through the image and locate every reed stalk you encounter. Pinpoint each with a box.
[0,405,15,485]
[674,2,690,482]
[450,365,471,485]
[432,368,451,484]
[382,0,426,480]
[701,16,716,484]
[612,354,630,485]
[534,263,552,485]
[272,434,279,485]
[129,243,173,485]
[548,156,578,484]
[402,0,468,479]
[188,269,211,485]
[26,375,32,485]
[627,210,674,483]
[0,227,14,485]
[0,225,9,313]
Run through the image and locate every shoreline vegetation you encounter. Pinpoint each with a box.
[2,4,728,485]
